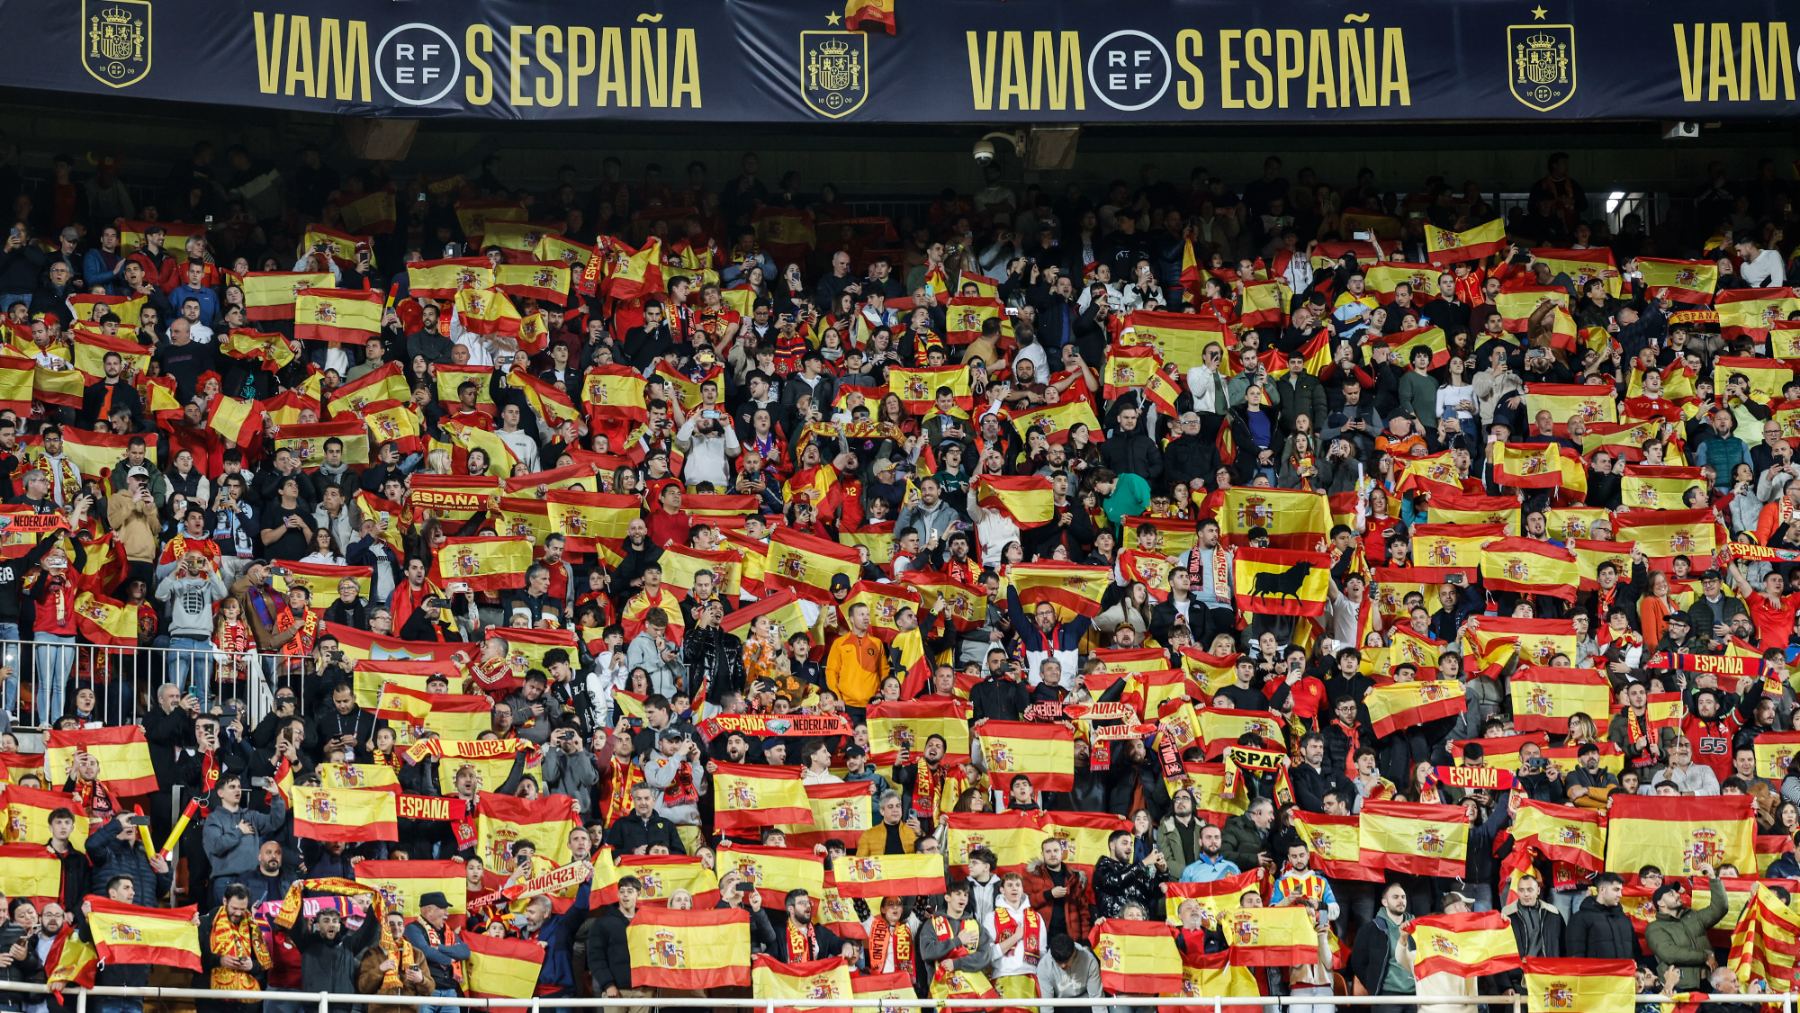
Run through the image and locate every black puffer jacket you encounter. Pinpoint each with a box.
[1564,897,1636,960]
[1091,854,1168,920]
[290,913,380,995]
[682,623,745,705]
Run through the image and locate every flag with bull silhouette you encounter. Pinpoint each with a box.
[1232,547,1331,617]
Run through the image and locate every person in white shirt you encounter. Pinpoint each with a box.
[1186,341,1229,415]
[494,403,541,474]
[1736,233,1787,288]
[984,872,1049,1001]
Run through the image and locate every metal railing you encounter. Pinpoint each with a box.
[0,638,310,731]
[0,982,1781,1013]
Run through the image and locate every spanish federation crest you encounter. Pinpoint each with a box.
[800,30,868,119]
[1507,20,1575,112]
[83,0,151,88]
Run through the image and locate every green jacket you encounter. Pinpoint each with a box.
[1644,875,1726,991]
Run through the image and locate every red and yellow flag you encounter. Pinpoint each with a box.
[752,955,853,1011]
[1089,919,1182,995]
[85,897,201,971]
[1479,537,1581,603]
[780,780,874,851]
[843,0,895,33]
[478,792,577,872]
[1461,617,1579,676]
[354,859,469,917]
[834,852,947,899]
[329,361,411,416]
[0,841,63,899]
[1492,441,1584,490]
[626,908,750,990]
[1408,911,1521,977]
[432,536,533,592]
[1524,382,1617,428]
[206,396,263,448]
[887,364,969,413]
[975,475,1053,526]
[1222,906,1324,967]
[1716,286,1800,339]
[658,544,745,600]
[2,786,88,853]
[1006,561,1111,621]
[943,811,1047,870]
[1360,800,1468,878]
[44,726,155,797]
[1613,507,1717,560]
[292,787,399,843]
[1637,258,1717,303]
[1522,958,1635,1013]
[764,528,861,605]
[1216,487,1330,549]
[294,288,383,344]
[544,488,636,558]
[273,418,370,470]
[1716,354,1793,402]
[1496,285,1570,332]
[1513,799,1606,872]
[1425,217,1506,265]
[1232,547,1330,617]
[1119,309,1229,372]
[1604,795,1753,876]
[406,258,496,299]
[713,845,827,908]
[462,932,545,999]
[976,720,1074,792]
[243,271,332,321]
[1510,667,1612,735]
[1038,811,1132,873]
[494,261,572,303]
[72,590,138,647]
[1102,345,1181,415]
[1290,811,1383,883]
[453,286,523,337]
[1364,680,1467,738]
[713,761,811,831]
[866,700,972,767]
[71,329,151,380]
[1164,869,1262,925]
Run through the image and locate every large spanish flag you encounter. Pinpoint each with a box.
[1753,731,1800,781]
[713,845,827,908]
[1408,911,1521,977]
[273,418,370,470]
[0,842,62,898]
[1290,811,1383,883]
[887,364,970,413]
[1163,869,1261,927]
[462,932,546,999]
[977,719,1074,792]
[354,859,468,917]
[292,786,399,843]
[1119,309,1230,372]
[1533,248,1623,298]
[1480,537,1581,603]
[1410,522,1504,581]
[70,330,150,381]
[1007,561,1110,621]
[243,271,333,321]
[1613,507,1717,560]
[477,792,576,872]
[866,700,972,767]
[752,955,853,1012]
[1232,546,1329,617]
[1364,680,1467,738]
[1429,488,1521,530]
[1495,285,1570,333]
[1364,262,1439,303]
[1716,286,1800,340]
[945,296,1006,345]
[502,368,579,429]
[1216,487,1330,550]
[1378,325,1451,370]
[1179,951,1259,1000]
[2,786,88,853]
[1008,397,1103,443]
[1513,799,1606,872]
[432,536,533,592]
[627,908,750,989]
[835,852,947,899]
[1360,800,1468,878]
[407,258,495,299]
[294,288,383,344]
[765,528,860,605]
[1222,906,1322,967]
[544,488,636,558]
[1089,919,1183,995]
[658,544,745,600]
[1461,616,1579,677]
[582,365,649,420]
[1524,383,1617,428]
[44,726,155,797]
[1038,811,1131,873]
[1102,345,1182,415]
[85,898,201,971]
[1510,667,1611,735]
[1637,258,1717,303]
[781,781,874,851]
[1492,441,1585,491]
[1605,795,1753,877]
[714,761,811,832]
[453,286,523,337]
[975,475,1053,526]
[494,261,572,304]
[1522,958,1635,1013]
[943,811,1047,870]
[1426,218,1506,265]
[206,395,263,448]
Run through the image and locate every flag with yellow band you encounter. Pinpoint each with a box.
[273,419,369,470]
[2,785,89,853]
[1522,958,1635,1013]
[1461,616,1580,677]
[44,726,156,797]
[1090,918,1182,995]
[1495,285,1570,332]
[887,364,969,413]
[243,271,333,321]
[657,544,744,599]
[975,475,1053,526]
[1513,799,1606,872]
[1164,869,1261,925]
[71,330,151,380]
[72,591,138,647]
[463,933,546,999]
[1425,218,1506,265]
[765,528,860,605]
[1510,667,1611,735]
[1525,382,1617,428]
[1716,355,1793,402]
[1102,345,1181,415]
[1221,906,1322,967]
[1232,547,1329,617]
[437,419,518,478]
[1217,487,1330,549]
[85,897,201,971]
[0,842,62,900]
[627,908,750,989]
[1007,397,1102,443]
[976,720,1074,792]
[1119,309,1229,372]
[1716,287,1800,339]
[1480,537,1581,603]
[494,261,572,303]
[1364,680,1467,738]
[752,956,853,1012]
[943,811,1046,869]
[866,700,972,767]
[1006,561,1111,621]
[432,536,532,592]
[712,845,827,908]
[1620,465,1706,510]
[294,288,384,344]
[1605,795,1753,876]
[1613,507,1717,560]
[477,792,575,872]
[1290,811,1383,882]
[363,400,425,455]
[1360,800,1468,878]
[1753,731,1800,781]
[713,762,811,832]
[1637,258,1717,303]
[833,852,947,899]
[329,362,411,416]
[291,787,399,843]
[406,258,495,299]
[453,286,523,337]
[1407,911,1521,977]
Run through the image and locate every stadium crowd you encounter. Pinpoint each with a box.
[0,139,1792,1013]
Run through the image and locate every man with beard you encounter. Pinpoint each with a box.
[891,733,950,834]
[1019,837,1092,942]
[1177,822,1242,882]
[1092,829,1168,919]
[754,888,855,962]
[1153,788,1204,874]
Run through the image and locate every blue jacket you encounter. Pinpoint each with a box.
[524,878,591,992]
[83,249,123,293]
[169,283,220,323]
[405,920,473,992]
[1005,585,1093,653]
[88,816,174,908]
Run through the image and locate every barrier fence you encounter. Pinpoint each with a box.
[0,983,1784,1013]
[0,639,311,733]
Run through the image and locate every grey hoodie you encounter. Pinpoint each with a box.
[154,567,228,638]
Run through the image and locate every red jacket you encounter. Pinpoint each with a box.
[1018,859,1092,943]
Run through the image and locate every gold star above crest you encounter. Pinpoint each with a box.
[1530,5,1548,19]
[825,11,842,24]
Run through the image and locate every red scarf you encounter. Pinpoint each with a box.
[992,903,1042,963]
[911,760,941,819]
[867,917,913,974]
[785,919,816,961]
[1332,719,1360,779]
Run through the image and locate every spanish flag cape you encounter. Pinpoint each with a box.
[1088,918,1182,995]
[1406,910,1521,977]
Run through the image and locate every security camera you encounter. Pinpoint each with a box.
[1661,120,1700,140]
[972,139,996,165]
[972,131,1024,166]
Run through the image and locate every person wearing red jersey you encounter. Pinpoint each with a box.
[1727,559,1800,652]
[1680,685,1757,784]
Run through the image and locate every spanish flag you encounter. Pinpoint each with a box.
[835,852,947,899]
[462,932,545,999]
[1180,951,1259,1000]
[1408,911,1521,977]
[2,786,89,853]
[1492,441,1584,491]
[316,763,401,793]
[1716,286,1800,340]
[453,286,523,337]
[434,364,494,407]
[1377,325,1451,369]
[0,353,30,414]
[1163,869,1261,927]
[714,845,827,907]
[44,726,155,797]
[502,368,579,430]
[544,489,636,557]
[866,700,972,767]
[1008,397,1102,443]
[354,859,468,917]
[1429,488,1522,530]
[839,523,895,567]
[780,780,874,851]
[1197,709,1288,758]
[115,219,207,254]
[1522,958,1635,1013]
[1510,667,1611,735]
[1038,812,1132,874]
[329,361,411,416]
[1753,731,1800,781]
[657,544,745,600]
[478,792,577,872]
[1089,918,1183,995]
[1425,217,1506,266]
[1119,309,1229,373]
[975,475,1053,526]
[0,841,63,898]
[1222,906,1322,967]
[1216,487,1330,550]
[67,292,145,327]
[1524,382,1617,429]
[841,580,918,643]
[1637,258,1717,303]
[627,908,750,990]
[84,897,201,972]
[0,754,42,785]
[220,328,297,372]
[1239,279,1291,329]
[292,786,399,843]
[1717,354,1794,402]
[1619,465,1705,511]
[432,536,533,592]
[1407,523,1501,581]
[1364,262,1440,304]
[495,261,572,303]
[1479,537,1581,603]
[55,427,148,480]
[977,719,1075,792]
[454,200,527,241]
[900,571,989,633]
[1289,812,1383,883]
[273,418,369,470]
[843,0,895,33]
[72,590,138,647]
[407,257,495,299]
[376,685,492,741]
[753,955,853,1012]
[1604,795,1753,877]
[1513,799,1606,872]
[605,236,665,302]
[945,297,1006,345]
[714,761,811,832]
[1232,547,1330,618]
[612,854,719,907]
[1496,285,1570,333]
[1102,345,1181,415]
[294,288,383,344]
[1461,616,1580,676]
[1533,248,1624,298]
[943,811,1047,870]
[1360,800,1468,878]
[1613,507,1717,560]
[243,271,332,321]
[1364,680,1467,738]
[363,400,425,455]
[71,330,151,380]
[887,364,969,413]
[720,589,814,647]
[1006,561,1112,621]
[764,528,860,605]
[206,396,262,448]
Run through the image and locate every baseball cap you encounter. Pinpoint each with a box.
[126,466,149,479]
[829,573,853,592]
